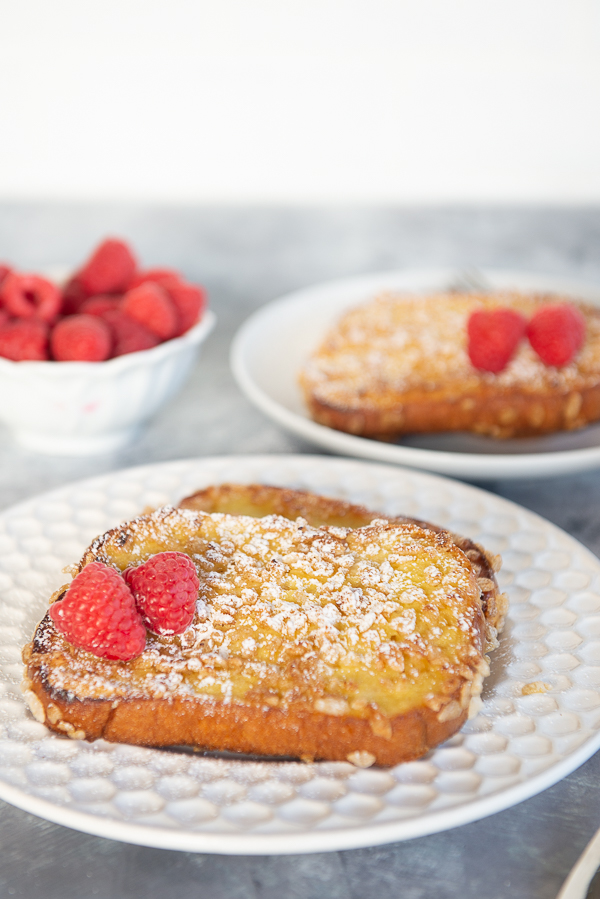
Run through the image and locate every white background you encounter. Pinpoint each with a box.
[1,0,599,204]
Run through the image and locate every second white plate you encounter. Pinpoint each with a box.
[231,268,600,479]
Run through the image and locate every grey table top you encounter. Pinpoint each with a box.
[1,204,600,899]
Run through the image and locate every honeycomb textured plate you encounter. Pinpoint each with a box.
[1,455,600,855]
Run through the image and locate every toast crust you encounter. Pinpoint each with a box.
[24,488,500,765]
[299,291,600,439]
[24,617,470,767]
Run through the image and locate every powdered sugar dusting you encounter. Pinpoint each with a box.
[34,508,485,719]
[299,291,600,409]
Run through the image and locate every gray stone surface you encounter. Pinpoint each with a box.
[0,204,600,898]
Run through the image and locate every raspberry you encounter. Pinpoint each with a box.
[467,308,527,373]
[124,552,199,635]
[129,268,181,290]
[50,314,112,361]
[61,276,88,314]
[102,309,160,356]
[121,283,179,340]
[160,278,206,336]
[0,272,62,323]
[117,269,206,335]
[0,319,49,361]
[49,562,146,661]
[131,273,206,336]
[0,264,12,287]
[80,295,122,317]
[77,238,137,296]
[527,303,586,367]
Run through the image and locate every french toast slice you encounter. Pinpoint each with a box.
[179,483,506,635]
[299,291,600,439]
[23,502,494,766]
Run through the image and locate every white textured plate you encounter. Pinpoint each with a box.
[231,268,600,479]
[2,454,600,854]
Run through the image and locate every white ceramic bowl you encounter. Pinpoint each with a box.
[0,310,216,455]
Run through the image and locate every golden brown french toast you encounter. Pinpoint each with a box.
[299,291,600,439]
[180,484,506,634]
[22,498,497,766]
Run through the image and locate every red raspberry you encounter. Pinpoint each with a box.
[49,562,146,661]
[527,303,586,367]
[50,314,112,361]
[160,278,206,336]
[0,319,49,361]
[0,272,62,323]
[121,283,179,340]
[124,552,199,635]
[125,270,206,335]
[77,238,137,296]
[0,264,12,288]
[102,309,160,356]
[61,276,88,314]
[0,309,8,328]
[467,308,527,373]
[129,268,181,290]
[80,295,122,317]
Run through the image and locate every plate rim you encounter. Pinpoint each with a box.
[2,452,600,854]
[230,268,600,480]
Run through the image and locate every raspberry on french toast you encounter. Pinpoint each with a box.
[22,500,500,766]
[299,291,600,440]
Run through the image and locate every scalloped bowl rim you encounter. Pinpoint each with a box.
[0,310,216,378]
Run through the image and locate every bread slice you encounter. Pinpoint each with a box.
[179,483,506,635]
[22,499,497,766]
[299,291,600,439]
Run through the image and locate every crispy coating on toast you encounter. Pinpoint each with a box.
[23,495,498,765]
[180,484,506,635]
[299,291,600,439]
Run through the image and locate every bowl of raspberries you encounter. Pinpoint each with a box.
[0,238,215,455]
